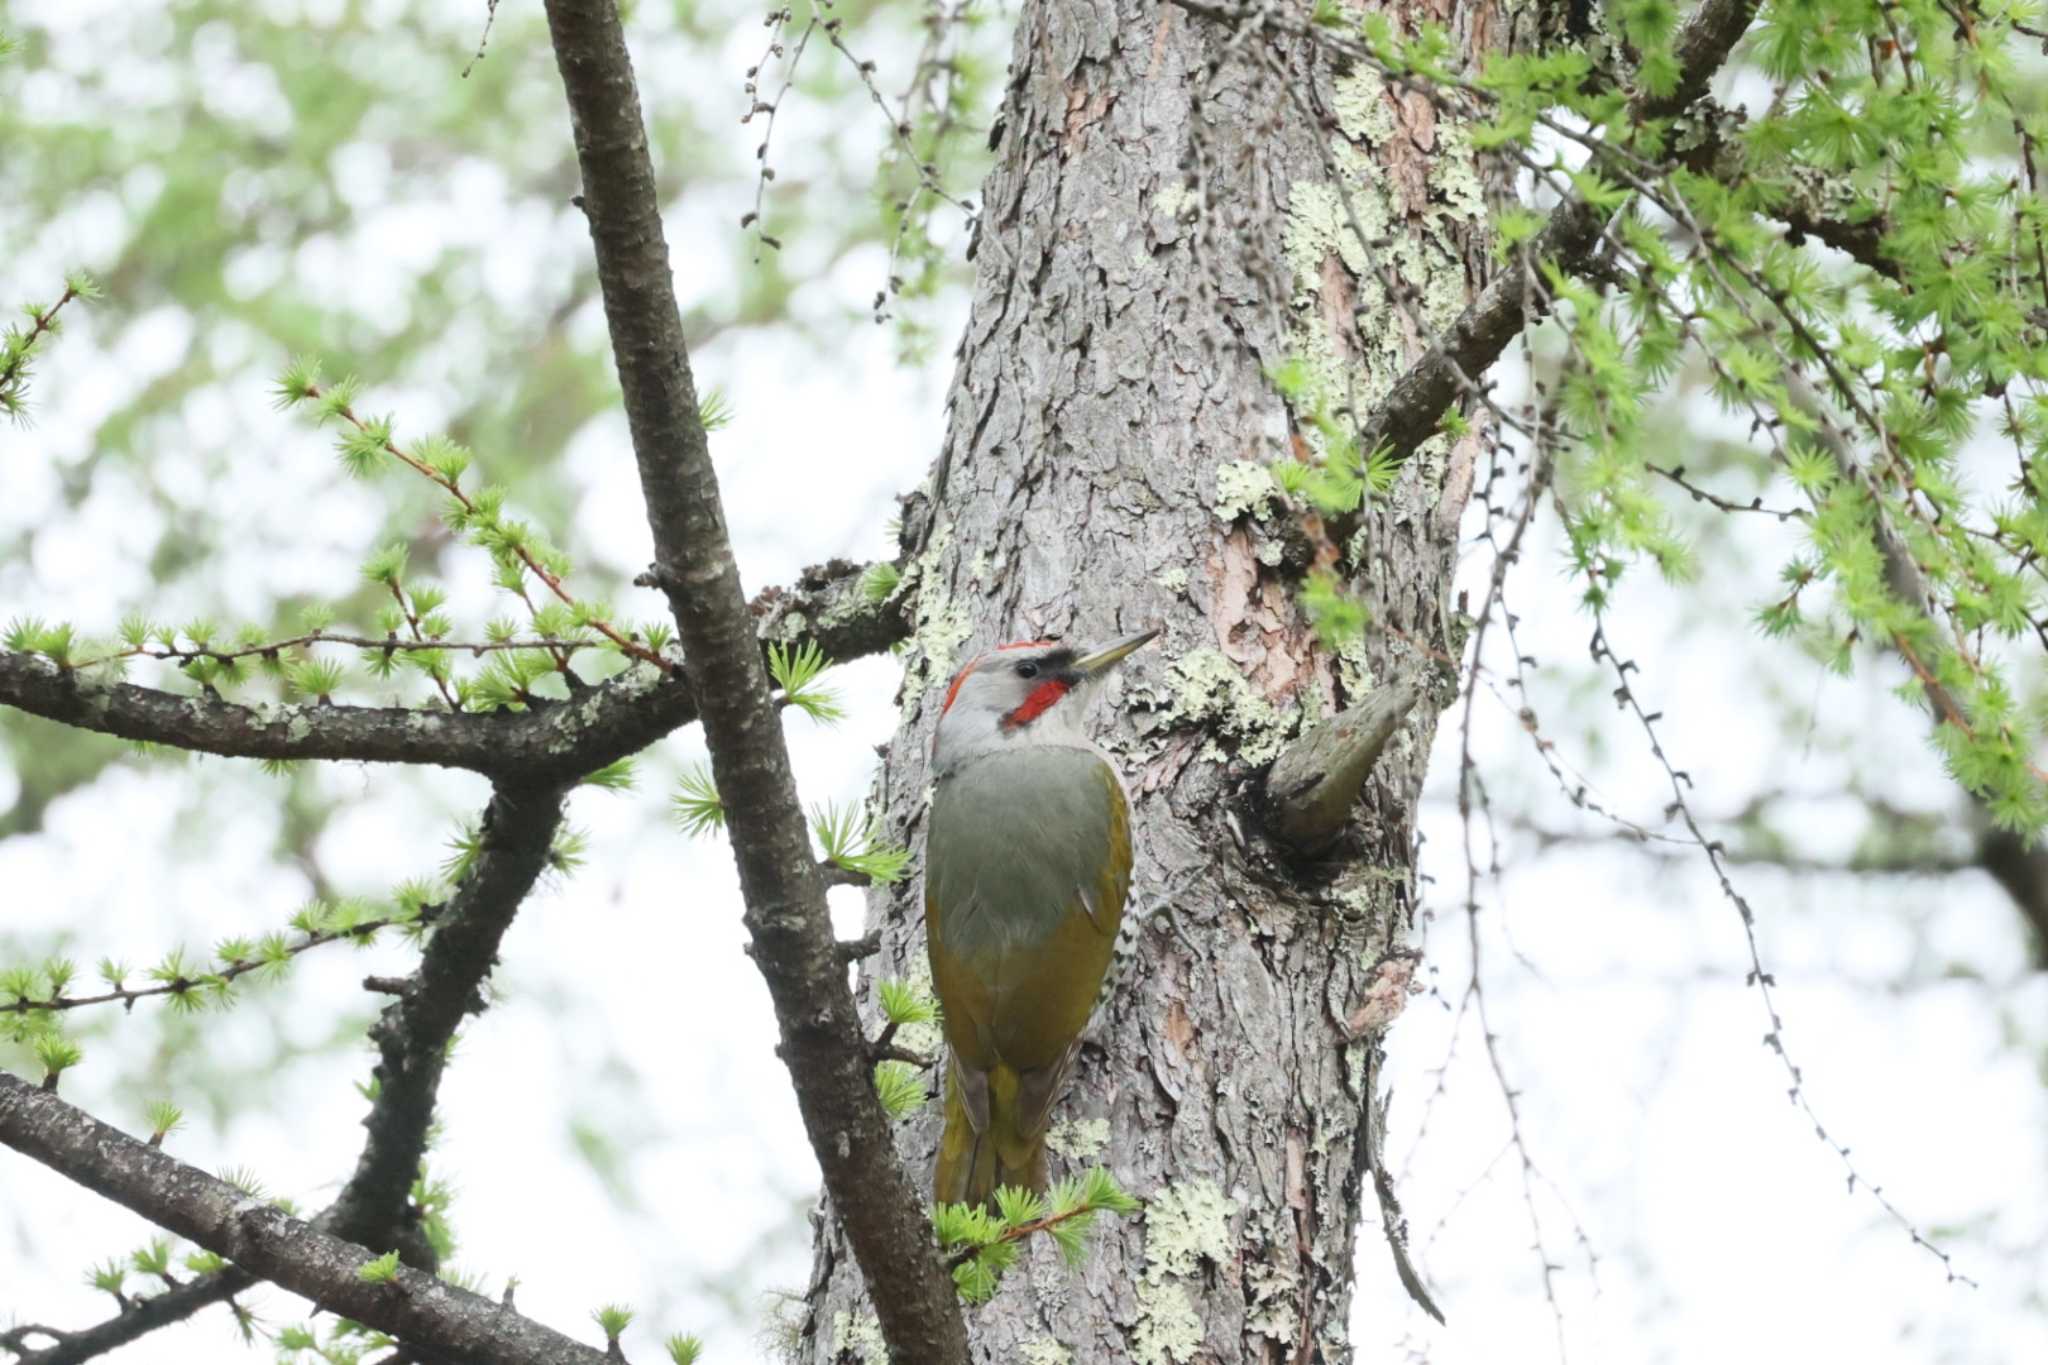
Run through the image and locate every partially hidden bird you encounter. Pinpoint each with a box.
[924,627,1159,1206]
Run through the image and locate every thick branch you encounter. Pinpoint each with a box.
[748,556,909,663]
[1350,0,1763,464]
[1262,675,1423,851]
[0,563,908,779]
[540,2,967,1359]
[0,649,684,777]
[0,1075,609,1365]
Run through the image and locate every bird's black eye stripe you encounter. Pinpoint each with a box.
[1012,647,1072,680]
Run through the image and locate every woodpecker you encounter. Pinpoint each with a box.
[924,627,1159,1206]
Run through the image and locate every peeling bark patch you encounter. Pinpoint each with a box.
[1343,953,1418,1036]
[1061,83,1116,156]
[1145,9,1174,79]
[1164,997,1197,1058]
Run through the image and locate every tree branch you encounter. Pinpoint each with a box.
[1351,0,1762,464]
[321,781,567,1251]
[4,783,563,1362]
[6,1274,253,1365]
[0,649,681,777]
[0,560,910,779]
[1783,373,2048,964]
[540,1,968,1357]
[1,565,909,1358]
[0,1075,610,1365]
[1261,675,1424,851]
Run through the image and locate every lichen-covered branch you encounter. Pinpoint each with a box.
[0,1074,611,1365]
[747,556,909,662]
[539,1,968,1358]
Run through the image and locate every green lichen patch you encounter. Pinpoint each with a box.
[1331,68,1398,146]
[1132,1280,1205,1365]
[1164,648,1296,765]
[830,1309,889,1364]
[1141,1179,1239,1283]
[1128,1178,1240,1361]
[1214,460,1282,524]
[1429,122,1487,224]
[898,526,973,716]
[1246,1256,1302,1343]
[1046,1116,1111,1161]
[892,956,945,1057]
[1332,625,1375,698]
[1020,1336,1075,1365]
[1152,181,1198,220]
[1282,180,1382,297]
[1153,566,1190,595]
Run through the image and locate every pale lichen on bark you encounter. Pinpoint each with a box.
[1281,61,1491,516]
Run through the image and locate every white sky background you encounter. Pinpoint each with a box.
[3,1,2046,1362]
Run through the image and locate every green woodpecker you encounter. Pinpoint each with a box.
[925,627,1159,1206]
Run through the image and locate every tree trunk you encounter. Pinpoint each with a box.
[799,1,1502,1358]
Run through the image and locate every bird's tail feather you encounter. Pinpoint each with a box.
[935,1066,1048,1208]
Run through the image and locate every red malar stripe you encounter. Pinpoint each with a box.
[1001,677,1072,729]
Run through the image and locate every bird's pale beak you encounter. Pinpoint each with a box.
[1071,627,1162,678]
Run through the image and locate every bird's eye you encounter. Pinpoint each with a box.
[1015,661,1040,679]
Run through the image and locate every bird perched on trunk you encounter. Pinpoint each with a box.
[925,627,1159,1206]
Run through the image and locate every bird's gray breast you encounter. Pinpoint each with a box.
[925,744,1123,958]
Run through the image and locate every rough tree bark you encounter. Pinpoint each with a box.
[796,1,1506,1358]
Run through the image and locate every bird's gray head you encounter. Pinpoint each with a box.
[930,628,1160,776]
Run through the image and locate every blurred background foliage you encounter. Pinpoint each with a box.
[1,0,995,842]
